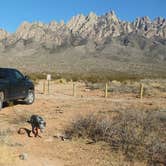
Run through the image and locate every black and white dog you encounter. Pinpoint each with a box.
[28,115,46,137]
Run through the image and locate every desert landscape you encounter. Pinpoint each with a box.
[0,1,166,165]
[0,79,165,166]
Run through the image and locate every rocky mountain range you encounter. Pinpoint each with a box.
[0,11,166,78]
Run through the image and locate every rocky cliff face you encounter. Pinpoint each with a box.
[0,11,166,47]
[67,11,166,42]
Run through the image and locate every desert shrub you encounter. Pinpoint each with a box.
[25,70,142,83]
[86,79,166,96]
[0,129,12,144]
[85,80,141,94]
[85,81,139,93]
[28,73,45,81]
[27,72,61,81]
[65,109,166,165]
[146,139,166,166]
[85,82,104,90]
[108,83,140,93]
[140,79,166,96]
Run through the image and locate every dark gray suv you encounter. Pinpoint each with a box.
[0,68,35,110]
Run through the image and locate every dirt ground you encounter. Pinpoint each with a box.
[0,81,166,166]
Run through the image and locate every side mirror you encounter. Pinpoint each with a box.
[24,75,30,80]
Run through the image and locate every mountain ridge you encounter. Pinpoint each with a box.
[0,11,166,78]
[1,11,166,42]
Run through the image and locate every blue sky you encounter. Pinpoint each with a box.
[0,0,166,32]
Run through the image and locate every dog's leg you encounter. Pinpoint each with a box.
[34,127,39,137]
[31,125,36,137]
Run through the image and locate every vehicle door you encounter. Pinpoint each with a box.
[9,70,27,99]
[0,69,11,100]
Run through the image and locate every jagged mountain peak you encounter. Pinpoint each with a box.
[0,29,9,40]
[153,16,166,24]
[105,10,119,22]
[16,21,31,31]
[0,11,165,46]
[87,12,97,19]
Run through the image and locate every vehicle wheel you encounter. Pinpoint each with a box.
[24,89,35,104]
[0,92,4,111]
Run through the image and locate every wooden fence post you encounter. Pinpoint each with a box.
[105,83,108,98]
[48,80,50,94]
[73,83,76,97]
[43,81,46,94]
[140,83,144,99]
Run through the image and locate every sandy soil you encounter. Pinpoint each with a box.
[0,82,165,166]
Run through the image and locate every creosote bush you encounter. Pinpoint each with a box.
[65,110,166,165]
[25,71,142,83]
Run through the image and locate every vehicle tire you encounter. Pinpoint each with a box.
[0,92,4,111]
[24,89,35,105]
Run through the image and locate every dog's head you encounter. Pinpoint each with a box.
[38,120,46,133]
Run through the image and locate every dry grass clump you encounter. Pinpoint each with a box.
[54,78,68,84]
[26,70,141,83]
[0,129,11,147]
[65,109,166,165]
[140,79,166,96]
[0,129,17,165]
[85,82,105,90]
[0,143,17,165]
[85,79,166,97]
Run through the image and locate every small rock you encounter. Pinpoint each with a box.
[19,153,28,160]
[9,142,24,147]
[55,109,63,114]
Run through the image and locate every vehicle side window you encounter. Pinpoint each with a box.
[0,70,10,79]
[14,71,24,80]
[9,70,24,81]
